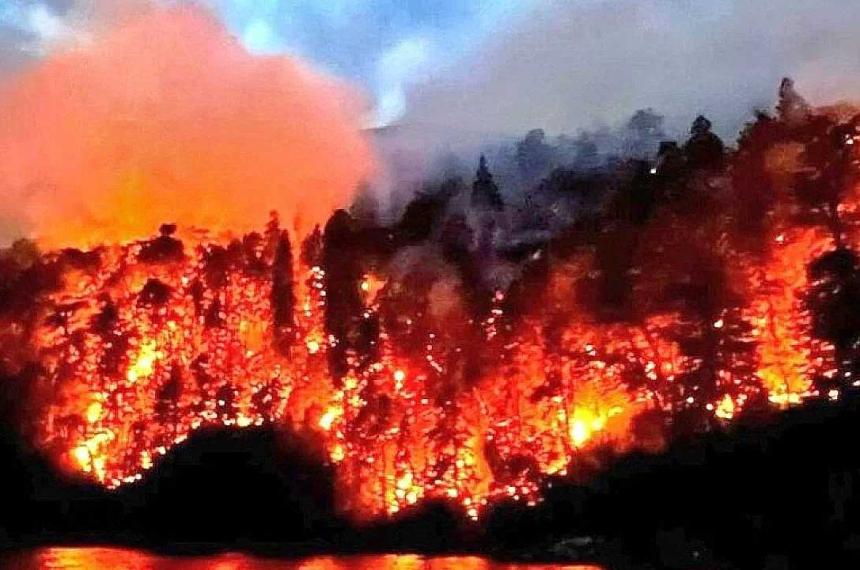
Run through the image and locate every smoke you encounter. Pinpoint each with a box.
[401,0,860,141]
[0,4,375,248]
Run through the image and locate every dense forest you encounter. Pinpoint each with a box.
[1,78,860,529]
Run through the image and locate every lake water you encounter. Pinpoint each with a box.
[1,547,604,570]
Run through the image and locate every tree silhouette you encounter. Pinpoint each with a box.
[301,225,323,268]
[732,110,787,236]
[572,132,601,170]
[516,128,555,181]
[684,115,725,171]
[807,248,860,387]
[271,228,295,354]
[794,113,858,246]
[322,210,364,384]
[625,108,666,159]
[777,77,811,125]
[397,179,460,244]
[471,155,505,211]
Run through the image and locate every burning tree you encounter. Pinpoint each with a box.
[2,78,860,523]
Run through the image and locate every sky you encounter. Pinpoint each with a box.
[211,0,537,126]
[2,0,860,138]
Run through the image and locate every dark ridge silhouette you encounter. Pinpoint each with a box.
[482,393,860,568]
[5,394,860,568]
[0,422,343,548]
[119,427,341,544]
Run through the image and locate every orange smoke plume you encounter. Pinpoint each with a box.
[0,5,375,248]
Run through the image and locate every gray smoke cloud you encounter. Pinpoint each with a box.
[401,0,860,142]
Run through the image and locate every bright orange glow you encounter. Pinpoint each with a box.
[0,6,374,248]
[307,338,322,355]
[126,339,160,384]
[715,395,736,420]
[319,408,340,432]
[7,210,848,522]
[17,227,681,520]
[3,547,608,570]
[747,227,836,405]
[85,401,103,424]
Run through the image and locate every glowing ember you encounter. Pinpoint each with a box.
[126,340,160,384]
[2,208,846,522]
[11,220,678,519]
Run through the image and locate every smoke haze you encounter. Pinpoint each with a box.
[0,4,375,248]
[402,0,860,141]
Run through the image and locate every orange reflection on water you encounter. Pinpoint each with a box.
[11,547,156,570]
[2,548,604,570]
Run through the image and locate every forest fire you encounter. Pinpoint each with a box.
[2,82,860,526]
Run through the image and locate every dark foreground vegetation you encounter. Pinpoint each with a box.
[4,393,860,569]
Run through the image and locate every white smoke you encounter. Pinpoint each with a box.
[401,0,860,141]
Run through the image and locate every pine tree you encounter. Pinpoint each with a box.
[777,77,811,125]
[271,229,295,354]
[322,210,365,384]
[301,225,323,268]
[471,155,504,211]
